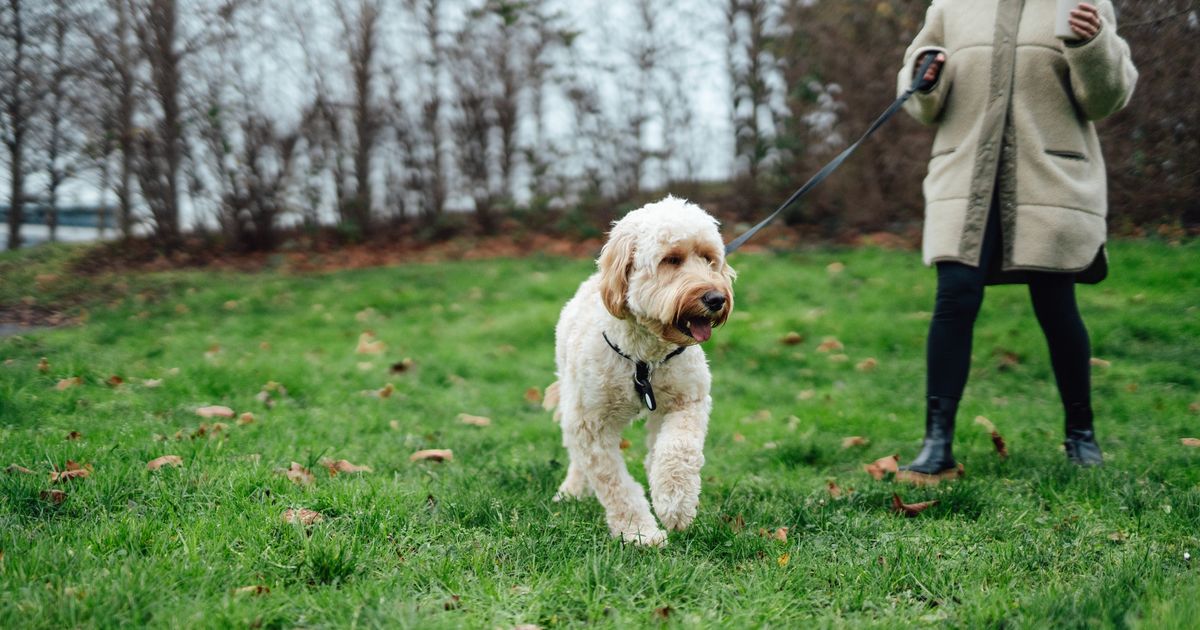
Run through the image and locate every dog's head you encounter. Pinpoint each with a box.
[597,196,736,346]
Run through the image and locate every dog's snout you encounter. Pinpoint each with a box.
[701,291,727,312]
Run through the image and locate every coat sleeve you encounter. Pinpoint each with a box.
[1063,0,1138,121]
[897,0,950,126]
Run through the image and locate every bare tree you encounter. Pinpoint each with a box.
[1,0,47,249]
[409,0,447,221]
[335,0,384,232]
[38,0,86,242]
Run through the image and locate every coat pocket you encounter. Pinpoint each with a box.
[1045,149,1088,162]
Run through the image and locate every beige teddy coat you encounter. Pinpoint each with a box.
[898,0,1137,282]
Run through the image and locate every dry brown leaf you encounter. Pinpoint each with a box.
[41,489,67,504]
[891,493,939,517]
[146,455,183,471]
[443,595,462,610]
[50,461,91,483]
[175,304,189,315]
[1189,401,1200,413]
[56,377,82,390]
[205,344,222,359]
[721,513,746,533]
[1181,438,1200,447]
[864,454,900,480]
[777,553,790,567]
[828,353,849,363]
[233,585,270,596]
[653,606,672,620]
[377,383,395,398]
[410,449,453,463]
[143,378,163,388]
[224,300,239,310]
[37,357,49,372]
[389,420,401,431]
[282,508,324,525]
[196,405,235,419]
[974,415,996,433]
[459,413,492,427]
[6,464,35,475]
[1089,357,1112,368]
[390,358,415,373]
[732,433,746,443]
[771,527,788,542]
[619,438,632,450]
[996,350,1021,371]
[1108,531,1127,543]
[826,480,851,498]
[991,431,1009,458]
[855,357,878,372]
[524,387,542,403]
[65,431,82,441]
[826,261,845,274]
[816,338,844,353]
[278,462,315,485]
[798,389,816,401]
[259,341,271,350]
[238,412,255,425]
[107,375,125,387]
[356,332,386,355]
[841,436,869,449]
[322,458,373,475]
[781,331,804,346]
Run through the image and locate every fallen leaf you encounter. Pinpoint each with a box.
[205,344,222,359]
[841,436,869,448]
[355,308,376,322]
[798,389,816,400]
[390,358,415,373]
[817,338,844,353]
[55,377,82,390]
[523,387,542,403]
[777,553,790,567]
[996,350,1021,371]
[990,431,1009,458]
[50,461,91,483]
[356,332,386,355]
[895,463,965,486]
[143,379,163,388]
[259,341,271,350]
[829,353,849,363]
[196,405,235,419]
[653,606,672,620]
[974,415,996,433]
[732,433,746,443]
[444,595,462,610]
[237,412,255,425]
[37,357,49,372]
[1108,531,1127,543]
[891,493,939,517]
[1189,401,1200,413]
[1089,357,1111,368]
[233,585,270,596]
[864,454,899,480]
[771,527,788,542]
[459,413,492,427]
[107,375,125,387]
[389,420,401,431]
[146,455,183,471]
[322,458,373,475]
[40,489,67,504]
[410,449,453,463]
[721,513,746,533]
[6,464,35,475]
[175,304,189,315]
[377,383,395,398]
[855,358,878,372]
[781,331,804,346]
[1181,438,1200,447]
[1126,383,1139,393]
[619,438,632,450]
[224,300,239,310]
[282,508,324,525]
[277,462,315,485]
[65,431,82,441]
[210,422,229,433]
[827,480,846,498]
[826,261,845,274]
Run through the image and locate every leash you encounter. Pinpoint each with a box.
[602,332,687,411]
[724,54,940,254]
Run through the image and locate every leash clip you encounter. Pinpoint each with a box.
[633,363,657,411]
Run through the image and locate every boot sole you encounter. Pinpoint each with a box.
[895,463,965,486]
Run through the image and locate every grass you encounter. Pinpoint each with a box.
[1,239,1198,628]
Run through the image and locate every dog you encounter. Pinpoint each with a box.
[544,196,735,545]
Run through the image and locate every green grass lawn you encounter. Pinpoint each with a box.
[2,240,1199,628]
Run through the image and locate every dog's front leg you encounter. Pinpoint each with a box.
[649,400,710,531]
[566,417,666,546]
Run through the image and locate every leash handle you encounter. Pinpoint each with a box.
[724,52,941,255]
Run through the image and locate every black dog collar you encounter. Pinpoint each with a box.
[602,332,686,411]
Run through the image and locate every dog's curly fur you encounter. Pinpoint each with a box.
[545,197,735,546]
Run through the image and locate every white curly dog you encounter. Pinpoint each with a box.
[544,196,735,546]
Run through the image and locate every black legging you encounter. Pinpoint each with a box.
[926,202,1091,408]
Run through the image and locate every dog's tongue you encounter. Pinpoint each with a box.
[687,318,713,342]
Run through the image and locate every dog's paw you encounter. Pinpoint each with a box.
[654,502,697,531]
[552,481,594,502]
[617,527,668,547]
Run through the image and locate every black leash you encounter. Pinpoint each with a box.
[602,332,687,411]
[724,54,939,254]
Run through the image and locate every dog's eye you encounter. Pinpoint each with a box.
[662,255,682,266]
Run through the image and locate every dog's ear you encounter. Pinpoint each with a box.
[597,230,635,319]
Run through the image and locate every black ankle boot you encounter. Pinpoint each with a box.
[1064,401,1103,466]
[900,396,959,475]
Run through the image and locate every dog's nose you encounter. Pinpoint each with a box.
[701,291,727,312]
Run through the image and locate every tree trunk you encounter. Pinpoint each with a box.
[6,142,22,250]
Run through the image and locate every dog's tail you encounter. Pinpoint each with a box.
[543,381,562,423]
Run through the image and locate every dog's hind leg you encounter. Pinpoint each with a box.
[649,400,711,531]
[643,414,663,481]
[566,413,666,546]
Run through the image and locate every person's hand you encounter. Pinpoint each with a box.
[916,51,947,88]
[1069,3,1102,41]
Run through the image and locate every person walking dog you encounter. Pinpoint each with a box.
[897,0,1137,476]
